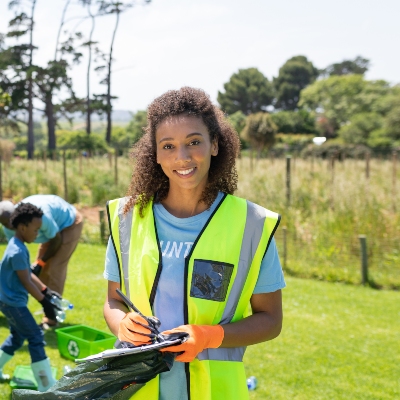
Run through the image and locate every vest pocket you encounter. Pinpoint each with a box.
[190,259,234,302]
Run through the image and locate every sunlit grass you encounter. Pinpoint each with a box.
[0,244,398,399]
[246,277,400,399]
[236,157,400,289]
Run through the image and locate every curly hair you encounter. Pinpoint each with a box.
[124,87,241,216]
[10,202,43,229]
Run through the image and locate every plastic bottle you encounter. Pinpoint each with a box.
[60,298,74,311]
[246,376,257,391]
[50,295,73,323]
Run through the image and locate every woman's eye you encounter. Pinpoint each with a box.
[163,144,173,150]
[189,140,200,146]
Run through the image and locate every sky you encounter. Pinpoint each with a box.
[0,0,399,113]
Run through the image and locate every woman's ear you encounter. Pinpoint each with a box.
[211,140,218,156]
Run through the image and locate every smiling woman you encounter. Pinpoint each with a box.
[103,87,286,400]
[124,87,240,217]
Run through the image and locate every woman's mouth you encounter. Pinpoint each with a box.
[175,167,195,177]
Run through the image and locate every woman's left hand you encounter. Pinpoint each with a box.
[160,324,224,362]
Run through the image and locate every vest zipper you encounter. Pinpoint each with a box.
[149,205,163,308]
[106,201,123,286]
[183,193,227,400]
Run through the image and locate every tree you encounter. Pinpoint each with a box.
[227,110,246,135]
[299,75,390,134]
[274,55,319,111]
[81,0,97,135]
[227,110,247,149]
[33,60,75,150]
[5,0,37,159]
[241,112,277,154]
[0,40,30,133]
[217,68,274,115]
[322,56,370,77]
[125,109,147,143]
[0,88,11,112]
[0,87,16,134]
[338,112,383,144]
[97,1,132,144]
[270,110,316,134]
[383,106,400,141]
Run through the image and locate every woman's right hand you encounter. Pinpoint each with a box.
[118,312,156,346]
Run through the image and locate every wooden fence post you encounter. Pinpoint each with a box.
[0,155,2,201]
[63,150,68,201]
[286,156,291,206]
[43,149,47,171]
[114,149,118,185]
[282,226,287,269]
[393,150,397,212]
[330,155,335,182]
[79,152,82,175]
[311,152,314,173]
[99,209,106,244]
[359,235,368,285]
[365,152,370,179]
[330,155,335,210]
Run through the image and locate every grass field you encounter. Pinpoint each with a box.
[0,243,399,399]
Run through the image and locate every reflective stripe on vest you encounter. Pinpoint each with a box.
[107,194,280,400]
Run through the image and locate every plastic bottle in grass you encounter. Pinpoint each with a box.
[246,376,257,390]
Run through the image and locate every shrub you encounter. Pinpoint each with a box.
[301,141,371,159]
[241,112,277,154]
[0,139,16,162]
[271,109,316,134]
[338,112,383,144]
[56,130,110,153]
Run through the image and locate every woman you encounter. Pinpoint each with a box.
[103,87,285,400]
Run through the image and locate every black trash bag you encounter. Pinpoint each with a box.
[12,338,185,400]
[13,291,189,400]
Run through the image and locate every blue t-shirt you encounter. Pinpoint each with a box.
[3,195,76,243]
[104,193,285,400]
[0,237,30,307]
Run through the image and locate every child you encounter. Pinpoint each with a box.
[0,202,58,392]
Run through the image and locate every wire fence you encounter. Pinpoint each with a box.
[0,153,398,290]
[274,228,400,290]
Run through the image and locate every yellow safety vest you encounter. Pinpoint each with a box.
[107,193,280,400]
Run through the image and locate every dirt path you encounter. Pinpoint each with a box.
[77,206,107,225]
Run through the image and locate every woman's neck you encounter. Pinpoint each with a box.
[161,189,208,218]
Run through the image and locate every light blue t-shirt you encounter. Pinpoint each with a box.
[3,195,76,243]
[0,237,30,307]
[104,193,285,400]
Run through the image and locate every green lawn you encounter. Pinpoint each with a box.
[0,244,399,399]
[245,278,400,399]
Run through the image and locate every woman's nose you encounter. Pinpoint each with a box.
[175,146,191,163]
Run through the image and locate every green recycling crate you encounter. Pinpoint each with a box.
[10,365,57,390]
[55,324,116,361]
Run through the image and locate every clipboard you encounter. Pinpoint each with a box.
[75,338,184,363]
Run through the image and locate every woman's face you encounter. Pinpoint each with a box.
[155,114,218,195]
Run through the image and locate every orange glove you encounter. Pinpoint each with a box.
[160,324,224,362]
[118,312,155,346]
